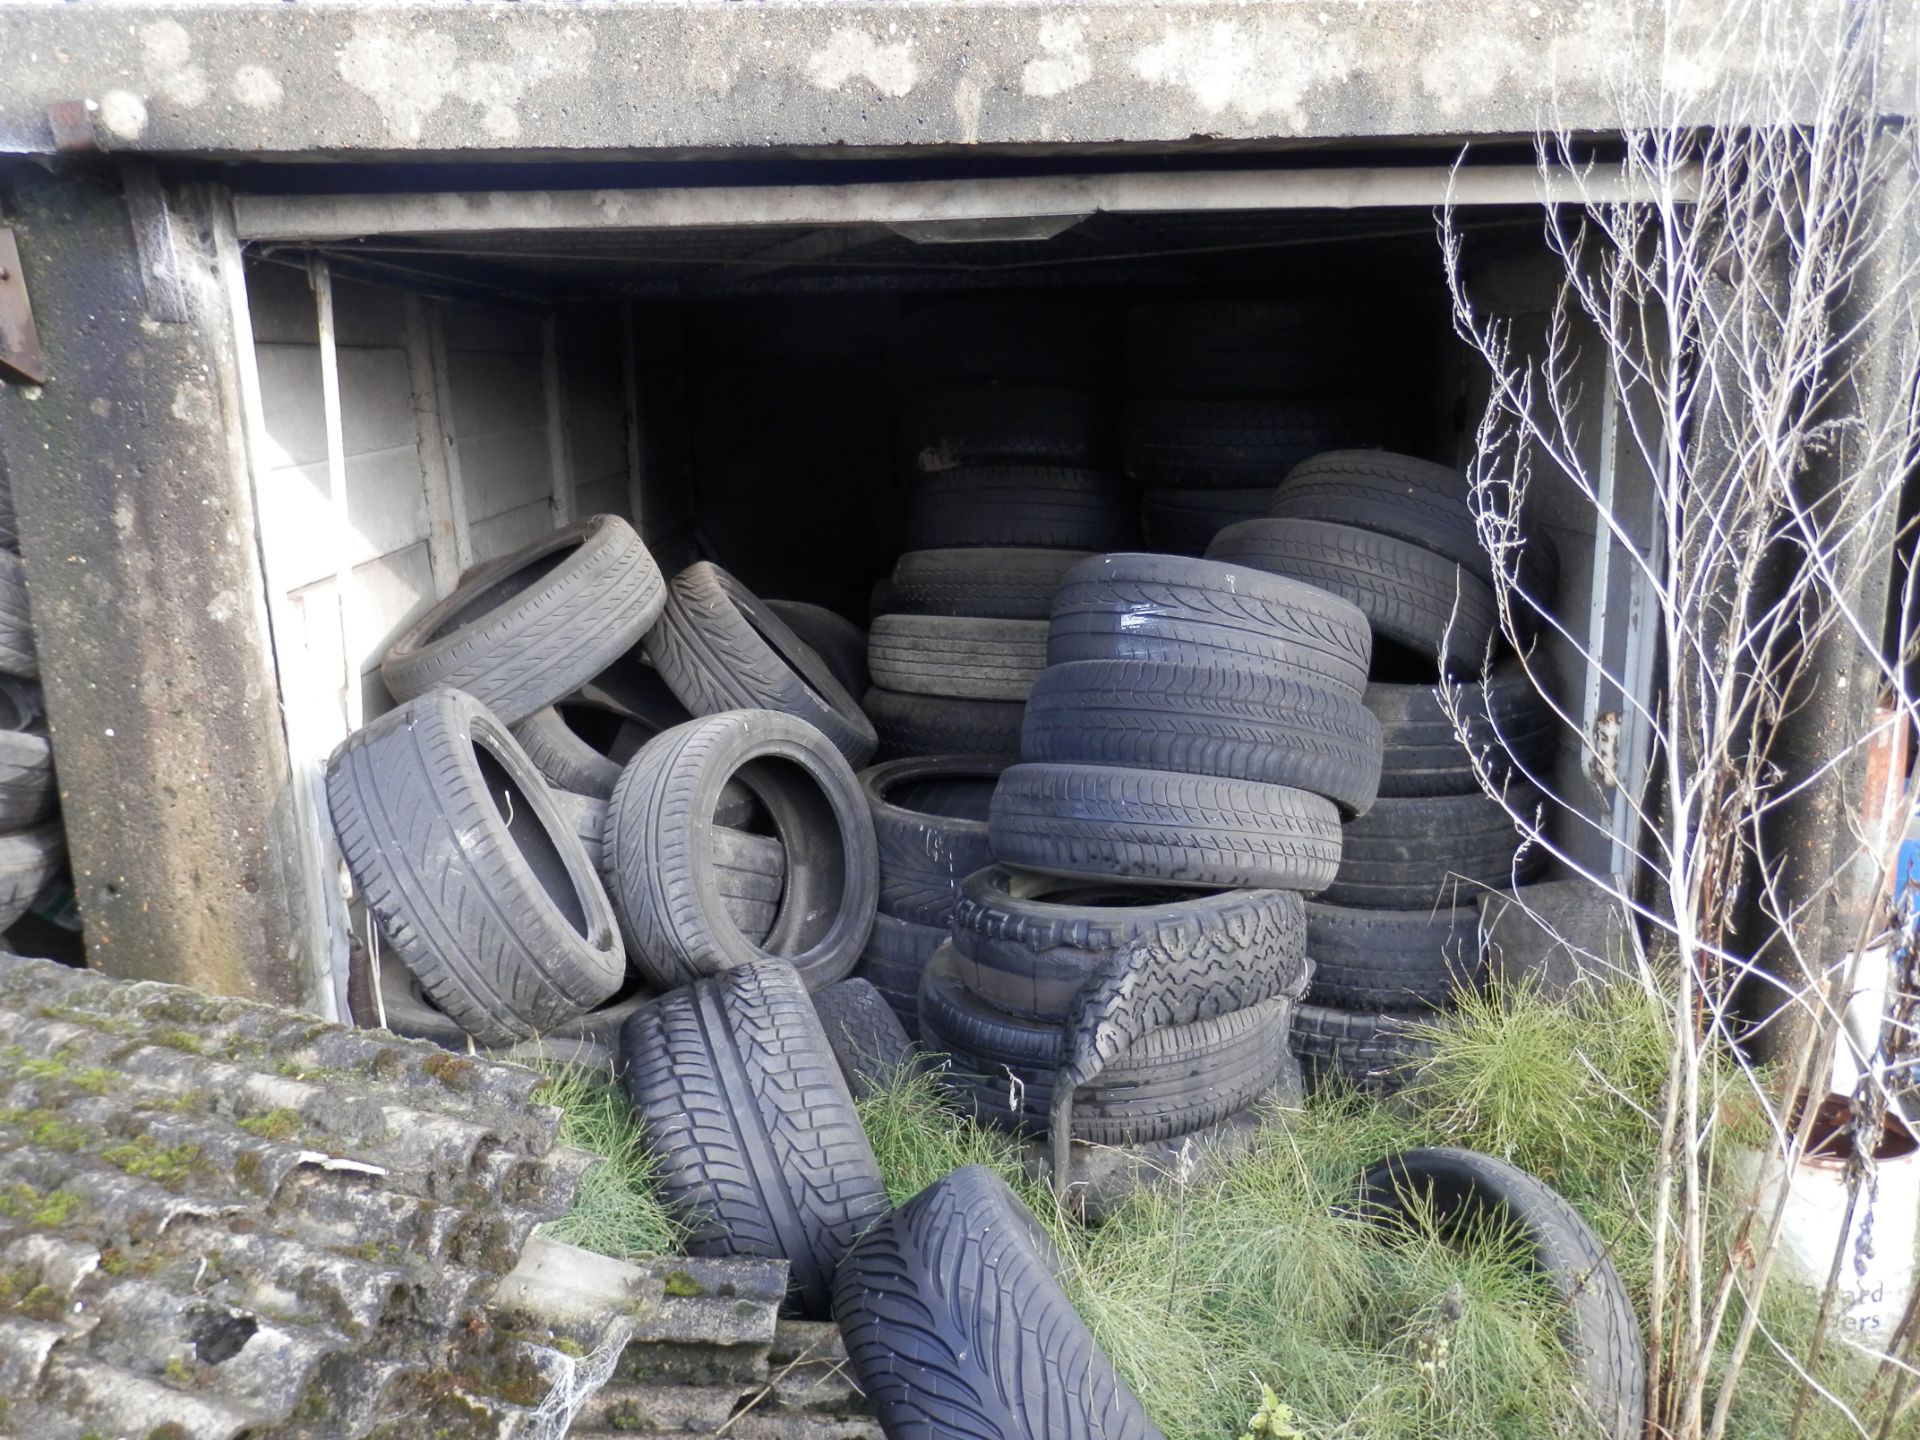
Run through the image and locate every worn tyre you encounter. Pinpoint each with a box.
[608,710,876,991]
[836,1164,1165,1440]
[381,516,664,724]
[1122,398,1388,488]
[645,561,877,767]
[921,947,1288,1142]
[1047,552,1371,697]
[951,865,1307,1022]
[905,466,1138,552]
[1306,900,1481,1011]
[1368,659,1558,797]
[625,961,890,1317]
[865,687,1025,762]
[0,823,62,928]
[897,383,1113,473]
[888,547,1090,622]
[511,661,692,798]
[0,677,53,828]
[852,911,946,1038]
[813,976,919,1099]
[1022,658,1383,816]
[862,755,1004,927]
[0,550,35,680]
[1356,1148,1647,1440]
[1270,450,1488,582]
[868,615,1049,702]
[1290,1002,1435,1094]
[369,956,652,1066]
[765,600,870,701]
[990,762,1342,891]
[326,689,625,1046]
[1140,486,1273,555]
[1327,786,1544,908]
[1208,518,1497,670]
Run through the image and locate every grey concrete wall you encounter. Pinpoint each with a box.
[0,0,1903,161]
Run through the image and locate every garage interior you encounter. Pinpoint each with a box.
[229,180,1661,1015]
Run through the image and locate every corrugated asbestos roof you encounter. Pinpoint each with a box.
[0,951,596,1439]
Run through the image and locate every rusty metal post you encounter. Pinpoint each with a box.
[0,164,328,1010]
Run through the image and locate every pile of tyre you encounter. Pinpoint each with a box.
[322,511,1172,1440]
[1122,297,1395,554]
[0,466,66,952]
[1204,451,1556,1092]
[865,297,1134,763]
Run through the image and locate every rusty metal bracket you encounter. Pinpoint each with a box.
[120,161,190,323]
[0,230,49,385]
[45,99,96,153]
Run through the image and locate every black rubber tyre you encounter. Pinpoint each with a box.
[920,947,1288,1142]
[1122,398,1389,488]
[889,547,1091,622]
[1305,900,1482,1011]
[1207,519,1497,670]
[865,687,1025,762]
[862,755,1004,927]
[0,551,36,680]
[0,452,15,551]
[1022,658,1383,816]
[904,466,1138,552]
[813,976,919,1099]
[868,615,1049,702]
[1290,1002,1435,1094]
[1270,450,1489,583]
[765,599,870,701]
[835,1164,1166,1440]
[624,961,891,1318]
[645,561,878,768]
[0,675,53,828]
[607,710,877,991]
[897,383,1113,474]
[887,298,1108,396]
[951,865,1307,1022]
[1355,1148,1647,1440]
[381,516,664,725]
[1326,786,1545,908]
[1367,659,1558,797]
[511,660,694,800]
[990,762,1342,891]
[575,805,793,947]
[369,955,653,1064]
[1126,297,1361,397]
[1140,487,1273,556]
[326,689,625,1046]
[1047,552,1371,697]
[852,911,946,1038]
[0,823,62,928]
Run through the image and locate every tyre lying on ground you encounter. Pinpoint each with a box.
[896,383,1113,474]
[326,687,626,1046]
[625,960,891,1318]
[1305,899,1481,1012]
[812,975,919,1098]
[381,514,665,725]
[851,909,946,1037]
[1288,1001,1435,1094]
[1354,1147,1647,1440]
[605,709,877,992]
[835,1164,1167,1440]
[764,598,870,701]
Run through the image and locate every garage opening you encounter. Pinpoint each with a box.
[227,175,1660,1013]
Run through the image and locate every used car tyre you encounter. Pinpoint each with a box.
[0,550,36,680]
[812,975,919,1099]
[1121,397,1387,488]
[862,754,1004,927]
[852,910,946,1038]
[1367,658,1557,798]
[1289,1001,1436,1094]
[1139,486,1273,556]
[887,547,1091,622]
[864,687,1025,762]
[625,961,891,1318]
[607,710,876,991]
[835,1164,1166,1440]
[897,383,1113,474]
[765,599,870,701]
[867,615,1048,701]
[1325,786,1545,908]
[381,515,664,724]
[645,561,877,767]
[0,822,62,929]
[326,688,625,1046]
[1305,900,1482,1011]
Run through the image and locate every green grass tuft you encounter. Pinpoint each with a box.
[530,1060,683,1260]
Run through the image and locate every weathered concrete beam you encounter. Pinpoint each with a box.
[0,165,328,1010]
[0,0,1905,162]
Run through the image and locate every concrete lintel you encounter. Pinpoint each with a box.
[230,163,1685,244]
[0,1,1901,162]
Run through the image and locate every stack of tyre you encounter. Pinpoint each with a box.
[864,297,1135,762]
[905,550,1383,1163]
[329,516,886,1075]
[0,468,64,951]
[1123,297,1393,554]
[1205,451,1556,1091]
